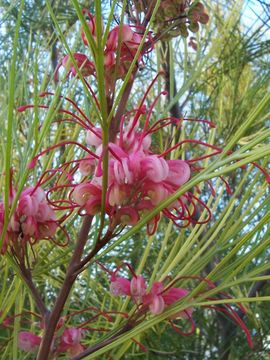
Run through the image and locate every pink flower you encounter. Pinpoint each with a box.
[21,216,38,237]
[17,194,39,217]
[56,53,95,80]
[130,275,147,299]
[38,221,58,238]
[107,264,146,300]
[58,327,84,353]
[0,185,58,253]
[19,74,269,237]
[104,50,116,68]
[148,295,165,315]
[117,207,140,225]
[106,25,135,51]
[162,287,189,305]
[141,156,169,183]
[72,183,101,209]
[79,156,96,176]
[36,201,56,223]
[162,287,193,319]
[108,184,129,206]
[72,183,101,213]
[110,276,131,296]
[18,331,41,352]
[165,160,191,187]
[142,282,192,317]
[143,282,165,315]
[144,182,170,206]
[86,128,102,147]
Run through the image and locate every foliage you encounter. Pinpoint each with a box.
[0,1,269,359]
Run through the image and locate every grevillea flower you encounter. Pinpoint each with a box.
[72,183,102,216]
[18,326,85,358]
[0,185,58,254]
[102,262,253,347]
[18,331,42,352]
[110,276,131,296]
[58,327,84,356]
[15,308,128,358]
[130,275,147,299]
[18,73,269,236]
[135,0,209,42]
[54,10,153,94]
[79,156,96,176]
[55,53,95,80]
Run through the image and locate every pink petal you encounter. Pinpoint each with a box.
[165,160,191,187]
[18,331,41,352]
[110,277,131,296]
[141,156,169,183]
[130,275,147,298]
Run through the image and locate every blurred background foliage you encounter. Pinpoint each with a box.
[0,0,269,359]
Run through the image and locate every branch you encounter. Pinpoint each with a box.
[20,265,48,318]
[36,215,93,360]
[109,79,135,142]
[248,269,270,298]
[160,40,182,119]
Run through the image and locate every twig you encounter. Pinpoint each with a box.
[160,40,182,119]
[36,215,93,360]
[248,269,270,298]
[110,79,135,141]
[20,265,48,318]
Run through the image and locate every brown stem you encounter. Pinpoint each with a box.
[20,265,48,318]
[160,40,182,119]
[248,269,270,297]
[78,229,113,271]
[36,215,93,360]
[142,0,157,29]
[109,79,135,142]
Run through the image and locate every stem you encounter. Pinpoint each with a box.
[110,79,135,141]
[20,265,48,318]
[36,215,93,360]
[78,229,113,271]
[160,41,182,119]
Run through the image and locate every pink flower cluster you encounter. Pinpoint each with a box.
[18,327,84,358]
[18,76,269,236]
[14,308,127,357]
[56,9,152,93]
[22,79,218,234]
[72,107,191,233]
[109,263,192,317]
[103,262,253,346]
[0,186,57,254]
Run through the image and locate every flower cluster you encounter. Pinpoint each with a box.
[103,262,253,346]
[12,308,127,358]
[18,87,213,238]
[18,71,270,239]
[134,1,209,46]
[72,102,193,233]
[18,327,84,358]
[110,268,192,318]
[56,9,152,93]
[0,186,57,254]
